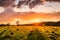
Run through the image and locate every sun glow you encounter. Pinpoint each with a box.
[33,19,41,23]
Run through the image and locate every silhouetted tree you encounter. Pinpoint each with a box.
[6,23,10,26]
[16,21,20,26]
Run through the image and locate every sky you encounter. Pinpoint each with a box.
[13,2,60,13]
[0,0,60,25]
[0,0,60,13]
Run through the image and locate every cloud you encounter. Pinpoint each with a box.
[15,0,44,8]
[28,0,42,9]
[0,0,60,12]
[13,2,60,13]
[0,0,44,8]
[0,7,5,13]
[46,0,60,2]
[17,0,26,8]
[0,0,15,7]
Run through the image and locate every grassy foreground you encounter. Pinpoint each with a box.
[0,26,60,40]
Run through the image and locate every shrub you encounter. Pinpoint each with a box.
[27,30,47,40]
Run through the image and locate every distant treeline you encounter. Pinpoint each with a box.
[45,21,60,26]
[0,21,60,26]
[0,23,10,26]
[20,21,60,26]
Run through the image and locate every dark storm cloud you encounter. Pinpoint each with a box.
[0,0,44,8]
[29,0,42,9]
[17,0,43,9]
[17,1,26,8]
[46,0,60,2]
[0,0,15,7]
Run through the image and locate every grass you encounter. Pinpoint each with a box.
[0,26,60,40]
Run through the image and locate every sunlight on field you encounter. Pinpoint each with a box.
[0,26,60,40]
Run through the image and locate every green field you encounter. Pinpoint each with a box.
[0,26,60,40]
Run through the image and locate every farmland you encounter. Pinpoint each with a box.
[0,26,60,40]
